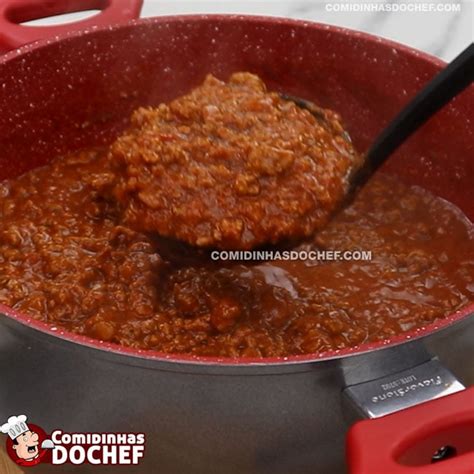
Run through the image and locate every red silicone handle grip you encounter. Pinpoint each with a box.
[0,0,143,53]
[347,387,474,473]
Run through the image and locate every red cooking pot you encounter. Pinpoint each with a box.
[0,1,473,473]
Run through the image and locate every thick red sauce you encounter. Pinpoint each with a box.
[110,73,361,250]
[0,150,472,357]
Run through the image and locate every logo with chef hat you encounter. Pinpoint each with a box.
[2,414,146,467]
[1,415,54,467]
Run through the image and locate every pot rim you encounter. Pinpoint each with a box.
[0,14,472,366]
[1,303,473,367]
[0,13,449,68]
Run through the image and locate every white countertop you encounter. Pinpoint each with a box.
[29,0,473,61]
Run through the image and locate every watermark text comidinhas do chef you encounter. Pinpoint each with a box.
[211,249,372,262]
[325,2,461,13]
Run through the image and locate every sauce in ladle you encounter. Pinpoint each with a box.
[109,73,361,251]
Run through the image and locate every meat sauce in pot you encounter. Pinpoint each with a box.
[0,74,472,358]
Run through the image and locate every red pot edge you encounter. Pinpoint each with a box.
[0,14,448,68]
[1,302,472,366]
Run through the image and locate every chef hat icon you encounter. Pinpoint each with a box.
[1,415,30,440]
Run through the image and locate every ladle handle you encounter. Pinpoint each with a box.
[357,43,474,187]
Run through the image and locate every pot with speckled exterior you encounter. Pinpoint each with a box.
[0,7,473,474]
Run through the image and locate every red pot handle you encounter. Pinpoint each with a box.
[347,387,474,473]
[0,0,143,53]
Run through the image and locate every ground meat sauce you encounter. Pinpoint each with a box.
[0,78,473,358]
[0,151,472,357]
[110,73,361,249]
[0,151,163,343]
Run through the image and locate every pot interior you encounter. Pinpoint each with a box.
[0,16,472,360]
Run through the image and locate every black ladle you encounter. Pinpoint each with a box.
[156,43,474,265]
[285,42,474,196]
